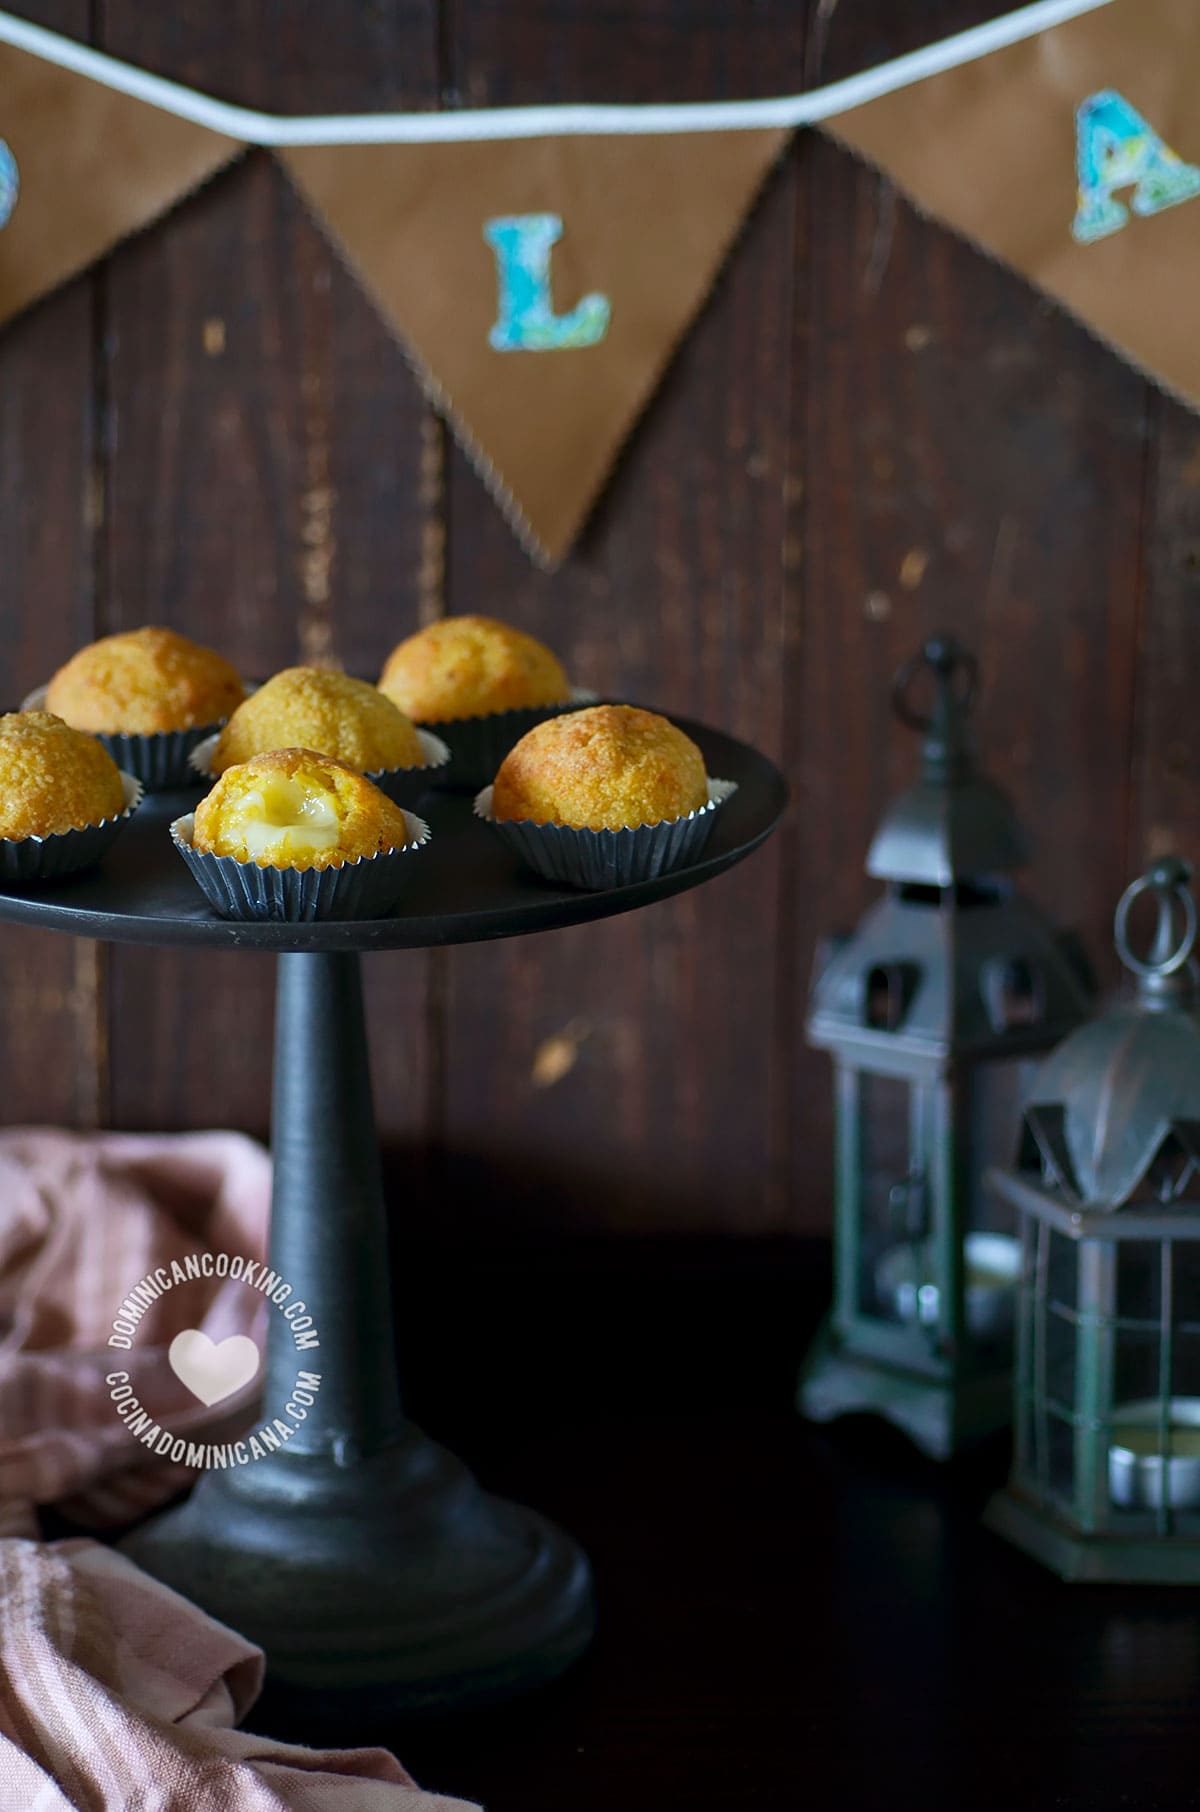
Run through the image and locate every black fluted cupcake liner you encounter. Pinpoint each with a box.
[170,810,430,922]
[188,729,452,809]
[97,722,226,791]
[474,779,737,891]
[99,717,229,790]
[368,732,452,806]
[0,771,142,883]
[423,688,598,792]
[22,686,226,791]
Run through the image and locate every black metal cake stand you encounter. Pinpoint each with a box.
[0,716,785,1717]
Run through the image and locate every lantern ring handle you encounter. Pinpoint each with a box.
[1114,862,1198,978]
[891,636,979,733]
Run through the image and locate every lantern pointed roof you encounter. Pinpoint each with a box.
[1024,860,1200,1209]
[867,635,1029,886]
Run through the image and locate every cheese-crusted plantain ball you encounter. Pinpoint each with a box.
[491,704,709,831]
[46,627,244,734]
[0,711,127,839]
[192,748,411,871]
[209,667,425,775]
[378,615,570,722]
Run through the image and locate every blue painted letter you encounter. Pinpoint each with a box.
[0,142,18,230]
[1072,90,1200,244]
[484,214,611,351]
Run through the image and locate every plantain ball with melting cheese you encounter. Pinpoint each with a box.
[192,748,411,871]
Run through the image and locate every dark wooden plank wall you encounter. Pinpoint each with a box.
[0,0,100,1128]
[0,2,1194,1235]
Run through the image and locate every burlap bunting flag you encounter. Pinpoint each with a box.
[280,132,787,565]
[1,1,1199,562]
[0,42,241,330]
[824,0,1200,409]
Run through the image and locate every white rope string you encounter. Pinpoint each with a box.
[0,0,1112,144]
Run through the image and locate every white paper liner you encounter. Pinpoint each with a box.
[170,810,430,922]
[475,777,737,891]
[188,727,452,809]
[22,683,230,792]
[0,771,143,883]
[422,687,599,792]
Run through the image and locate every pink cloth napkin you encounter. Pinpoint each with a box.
[0,1127,275,1535]
[0,1127,479,1812]
[0,1538,474,1811]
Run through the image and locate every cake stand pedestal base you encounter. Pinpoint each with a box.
[119,949,594,1711]
[121,1430,593,1713]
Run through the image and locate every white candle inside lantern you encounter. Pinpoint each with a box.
[1108,1400,1200,1511]
[876,1231,1020,1337]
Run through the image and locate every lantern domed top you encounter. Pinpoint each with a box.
[867,634,1029,887]
[1022,859,1200,1210]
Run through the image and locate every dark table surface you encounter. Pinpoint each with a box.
[210,1236,1200,1812]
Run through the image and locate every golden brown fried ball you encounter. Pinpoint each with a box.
[0,711,127,839]
[46,627,245,734]
[491,704,709,831]
[378,615,570,722]
[192,748,411,871]
[209,668,425,775]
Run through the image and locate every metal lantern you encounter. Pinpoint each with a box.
[798,635,1094,1458]
[986,858,1200,1582]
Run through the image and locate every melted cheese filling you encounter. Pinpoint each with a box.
[232,776,341,859]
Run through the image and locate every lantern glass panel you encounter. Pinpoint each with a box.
[1112,1237,1164,1489]
[1170,1331,1200,1400]
[1017,1221,1081,1505]
[1112,1325,1162,1421]
[1046,1224,1078,1317]
[1116,1241,1161,1325]
[1173,1240,1200,1329]
[856,1072,923,1325]
[1045,1227,1080,1503]
[1046,1403,1076,1503]
[1015,1219,1034,1478]
[1044,1287,1077,1413]
[1106,1241,1200,1526]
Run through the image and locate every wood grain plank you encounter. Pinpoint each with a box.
[434,1,806,1233]
[0,1,101,1128]
[96,4,441,1141]
[1129,392,1200,886]
[786,0,1151,1231]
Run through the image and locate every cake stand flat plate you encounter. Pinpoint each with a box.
[0,716,786,951]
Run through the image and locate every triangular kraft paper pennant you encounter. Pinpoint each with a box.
[281,130,787,565]
[820,0,1200,415]
[0,41,243,331]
